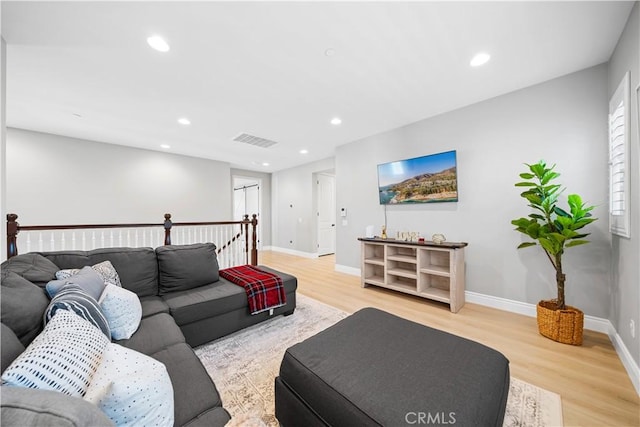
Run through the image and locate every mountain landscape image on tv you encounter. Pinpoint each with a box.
[377,150,458,204]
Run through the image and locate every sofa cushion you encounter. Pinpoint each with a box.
[0,270,50,346]
[1,253,59,287]
[1,323,25,374]
[156,243,219,295]
[99,285,142,340]
[56,260,122,287]
[163,271,297,327]
[84,343,174,427]
[2,310,110,397]
[44,283,111,338]
[46,266,106,300]
[151,342,227,427]
[0,387,114,427]
[139,296,170,318]
[41,247,159,297]
[162,279,245,325]
[115,313,185,355]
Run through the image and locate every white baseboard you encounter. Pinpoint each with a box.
[267,246,318,259]
[335,264,360,276]
[466,291,639,395]
[608,326,640,396]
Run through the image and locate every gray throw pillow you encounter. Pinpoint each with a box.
[0,270,50,346]
[45,266,106,300]
[0,253,59,287]
[156,243,220,295]
[44,284,111,338]
[1,323,26,373]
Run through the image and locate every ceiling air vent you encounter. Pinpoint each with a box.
[233,133,278,148]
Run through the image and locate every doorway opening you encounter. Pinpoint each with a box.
[233,176,262,250]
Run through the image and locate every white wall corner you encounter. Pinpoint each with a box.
[608,324,640,396]
[466,290,639,395]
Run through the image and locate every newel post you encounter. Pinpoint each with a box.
[7,213,19,259]
[250,214,258,266]
[242,215,250,264]
[163,214,172,245]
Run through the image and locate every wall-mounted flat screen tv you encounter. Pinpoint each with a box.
[377,150,458,204]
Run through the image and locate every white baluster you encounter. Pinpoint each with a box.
[72,232,77,250]
[82,232,86,251]
[50,233,55,251]
[37,233,43,252]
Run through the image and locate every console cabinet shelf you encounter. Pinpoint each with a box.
[359,238,468,313]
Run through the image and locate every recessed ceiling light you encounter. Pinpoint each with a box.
[324,48,336,57]
[147,35,170,52]
[300,149,309,154]
[470,52,490,67]
[177,117,191,125]
[160,144,171,149]
[330,117,342,125]
[262,162,270,167]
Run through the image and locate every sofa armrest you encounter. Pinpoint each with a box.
[1,387,114,426]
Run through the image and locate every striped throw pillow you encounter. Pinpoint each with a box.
[44,283,111,338]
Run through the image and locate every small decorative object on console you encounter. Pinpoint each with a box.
[432,233,446,244]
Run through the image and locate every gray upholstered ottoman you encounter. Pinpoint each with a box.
[275,308,510,426]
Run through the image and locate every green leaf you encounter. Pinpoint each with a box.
[517,242,537,249]
[554,206,570,217]
[515,182,537,187]
[529,213,545,220]
[519,173,535,179]
[530,162,546,177]
[565,240,590,248]
[524,194,542,205]
[549,232,567,242]
[541,172,560,185]
[561,229,579,238]
[539,238,558,255]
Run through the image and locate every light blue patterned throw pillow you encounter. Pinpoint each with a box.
[44,283,111,338]
[84,343,174,426]
[99,285,142,340]
[2,310,109,397]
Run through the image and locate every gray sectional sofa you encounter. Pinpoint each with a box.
[0,243,297,426]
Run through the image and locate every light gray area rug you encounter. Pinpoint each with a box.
[195,294,563,427]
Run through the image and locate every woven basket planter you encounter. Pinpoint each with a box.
[536,300,584,346]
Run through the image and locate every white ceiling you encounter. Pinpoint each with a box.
[1,1,634,172]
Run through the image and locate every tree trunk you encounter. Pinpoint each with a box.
[556,253,565,309]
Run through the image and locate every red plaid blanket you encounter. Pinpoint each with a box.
[219,265,286,315]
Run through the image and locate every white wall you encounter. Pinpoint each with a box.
[607,2,639,367]
[272,157,334,254]
[336,64,611,319]
[6,129,232,225]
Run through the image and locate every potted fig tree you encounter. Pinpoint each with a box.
[511,160,597,345]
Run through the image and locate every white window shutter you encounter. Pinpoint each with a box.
[608,72,630,237]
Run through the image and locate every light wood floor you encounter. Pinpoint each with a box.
[260,250,640,427]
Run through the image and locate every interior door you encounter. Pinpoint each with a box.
[316,174,336,256]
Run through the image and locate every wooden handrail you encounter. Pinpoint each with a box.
[6,213,258,265]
